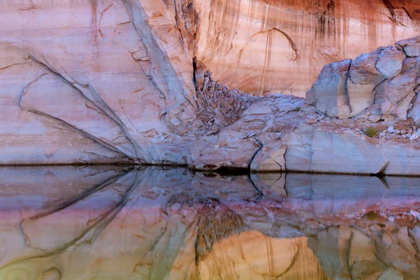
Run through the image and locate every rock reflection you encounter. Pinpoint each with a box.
[0,167,420,279]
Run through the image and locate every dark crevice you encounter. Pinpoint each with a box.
[403,7,413,21]
[193,56,198,91]
[382,0,397,22]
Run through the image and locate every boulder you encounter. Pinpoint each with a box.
[401,57,417,72]
[396,35,420,48]
[310,129,389,175]
[403,43,420,57]
[283,124,390,175]
[349,51,384,85]
[379,141,420,175]
[190,133,261,170]
[307,59,352,119]
[374,68,418,116]
[347,51,385,116]
[347,82,377,117]
[376,46,405,80]
[397,35,420,58]
[408,90,420,124]
[393,91,415,120]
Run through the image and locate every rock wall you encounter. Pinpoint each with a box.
[0,0,201,165]
[193,0,420,96]
[1,0,420,172]
[190,35,420,175]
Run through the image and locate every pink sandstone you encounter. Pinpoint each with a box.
[1,0,420,175]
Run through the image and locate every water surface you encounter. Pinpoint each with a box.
[1,166,420,279]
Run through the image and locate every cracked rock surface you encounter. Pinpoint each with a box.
[2,1,420,175]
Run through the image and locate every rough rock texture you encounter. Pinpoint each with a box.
[191,94,303,171]
[0,0,420,168]
[347,50,385,116]
[189,36,420,175]
[306,59,351,119]
[307,40,420,120]
[193,0,420,97]
[195,72,258,133]
[2,1,420,175]
[376,46,405,79]
[2,167,420,279]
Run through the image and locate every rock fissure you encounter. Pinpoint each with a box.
[26,54,146,161]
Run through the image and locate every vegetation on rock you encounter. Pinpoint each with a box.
[365,127,378,137]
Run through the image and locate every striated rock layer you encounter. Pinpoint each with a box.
[193,0,420,97]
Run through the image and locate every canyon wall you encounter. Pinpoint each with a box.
[193,0,420,96]
[1,0,420,168]
[0,0,200,165]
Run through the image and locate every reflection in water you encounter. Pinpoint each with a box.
[0,167,419,279]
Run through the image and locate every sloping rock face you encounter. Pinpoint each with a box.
[0,1,202,165]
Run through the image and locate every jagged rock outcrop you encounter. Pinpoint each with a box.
[307,36,420,121]
[195,72,258,133]
[306,59,352,119]
[189,35,420,175]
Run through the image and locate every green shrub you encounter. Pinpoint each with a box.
[364,127,378,137]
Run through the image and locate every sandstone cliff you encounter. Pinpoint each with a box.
[1,0,420,175]
[193,0,420,96]
[191,35,420,175]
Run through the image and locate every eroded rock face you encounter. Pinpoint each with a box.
[308,39,420,121]
[347,50,385,117]
[193,0,420,97]
[0,0,420,168]
[376,46,405,79]
[195,72,258,133]
[188,36,420,175]
[307,59,352,119]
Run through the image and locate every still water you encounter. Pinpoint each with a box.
[0,166,420,279]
